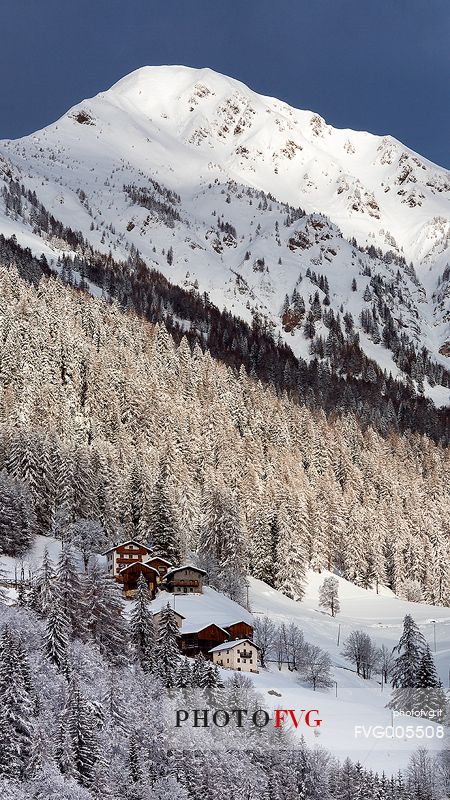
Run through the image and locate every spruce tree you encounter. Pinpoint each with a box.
[86,559,128,665]
[57,679,99,788]
[0,706,18,779]
[153,604,180,688]
[54,546,87,640]
[250,505,274,585]
[0,626,35,779]
[130,574,155,672]
[416,645,447,721]
[28,547,55,616]
[175,657,192,689]
[389,614,427,712]
[191,653,209,689]
[44,593,70,673]
[275,499,307,601]
[128,733,143,784]
[199,482,247,601]
[148,464,181,564]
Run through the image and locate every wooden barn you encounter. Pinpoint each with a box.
[103,540,153,579]
[179,623,230,658]
[145,556,172,582]
[164,565,207,594]
[118,562,159,599]
[224,620,254,641]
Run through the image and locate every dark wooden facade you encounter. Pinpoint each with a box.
[225,621,254,640]
[118,562,158,599]
[145,556,172,582]
[179,624,230,658]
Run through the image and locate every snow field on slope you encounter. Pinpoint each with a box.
[2,536,448,770]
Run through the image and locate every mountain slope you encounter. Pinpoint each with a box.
[2,534,449,774]
[0,262,449,604]
[0,65,449,402]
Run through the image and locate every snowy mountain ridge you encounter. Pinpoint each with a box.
[0,65,449,402]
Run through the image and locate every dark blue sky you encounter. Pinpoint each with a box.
[2,0,449,167]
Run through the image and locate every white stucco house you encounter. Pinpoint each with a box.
[209,638,260,673]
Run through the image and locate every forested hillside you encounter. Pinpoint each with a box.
[0,262,448,605]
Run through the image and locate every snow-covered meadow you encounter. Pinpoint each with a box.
[2,535,448,771]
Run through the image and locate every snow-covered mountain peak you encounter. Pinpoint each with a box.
[0,65,449,403]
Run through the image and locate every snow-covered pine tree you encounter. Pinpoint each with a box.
[57,679,99,789]
[0,469,35,556]
[307,488,328,573]
[101,670,129,736]
[54,546,87,640]
[218,488,247,604]
[73,446,98,522]
[148,462,181,564]
[44,592,70,673]
[130,574,155,673]
[199,481,247,602]
[389,614,427,712]
[191,652,209,689]
[426,528,450,606]
[249,500,274,585]
[86,559,128,665]
[0,626,35,779]
[128,732,144,785]
[0,706,18,779]
[127,460,146,541]
[175,657,192,689]
[343,501,366,585]
[28,547,55,616]
[415,645,447,720]
[416,644,440,689]
[275,497,307,601]
[203,659,221,689]
[153,604,180,688]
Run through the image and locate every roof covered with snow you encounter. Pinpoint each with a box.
[209,638,260,653]
[165,564,207,579]
[181,623,230,636]
[102,540,152,555]
[149,586,253,634]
